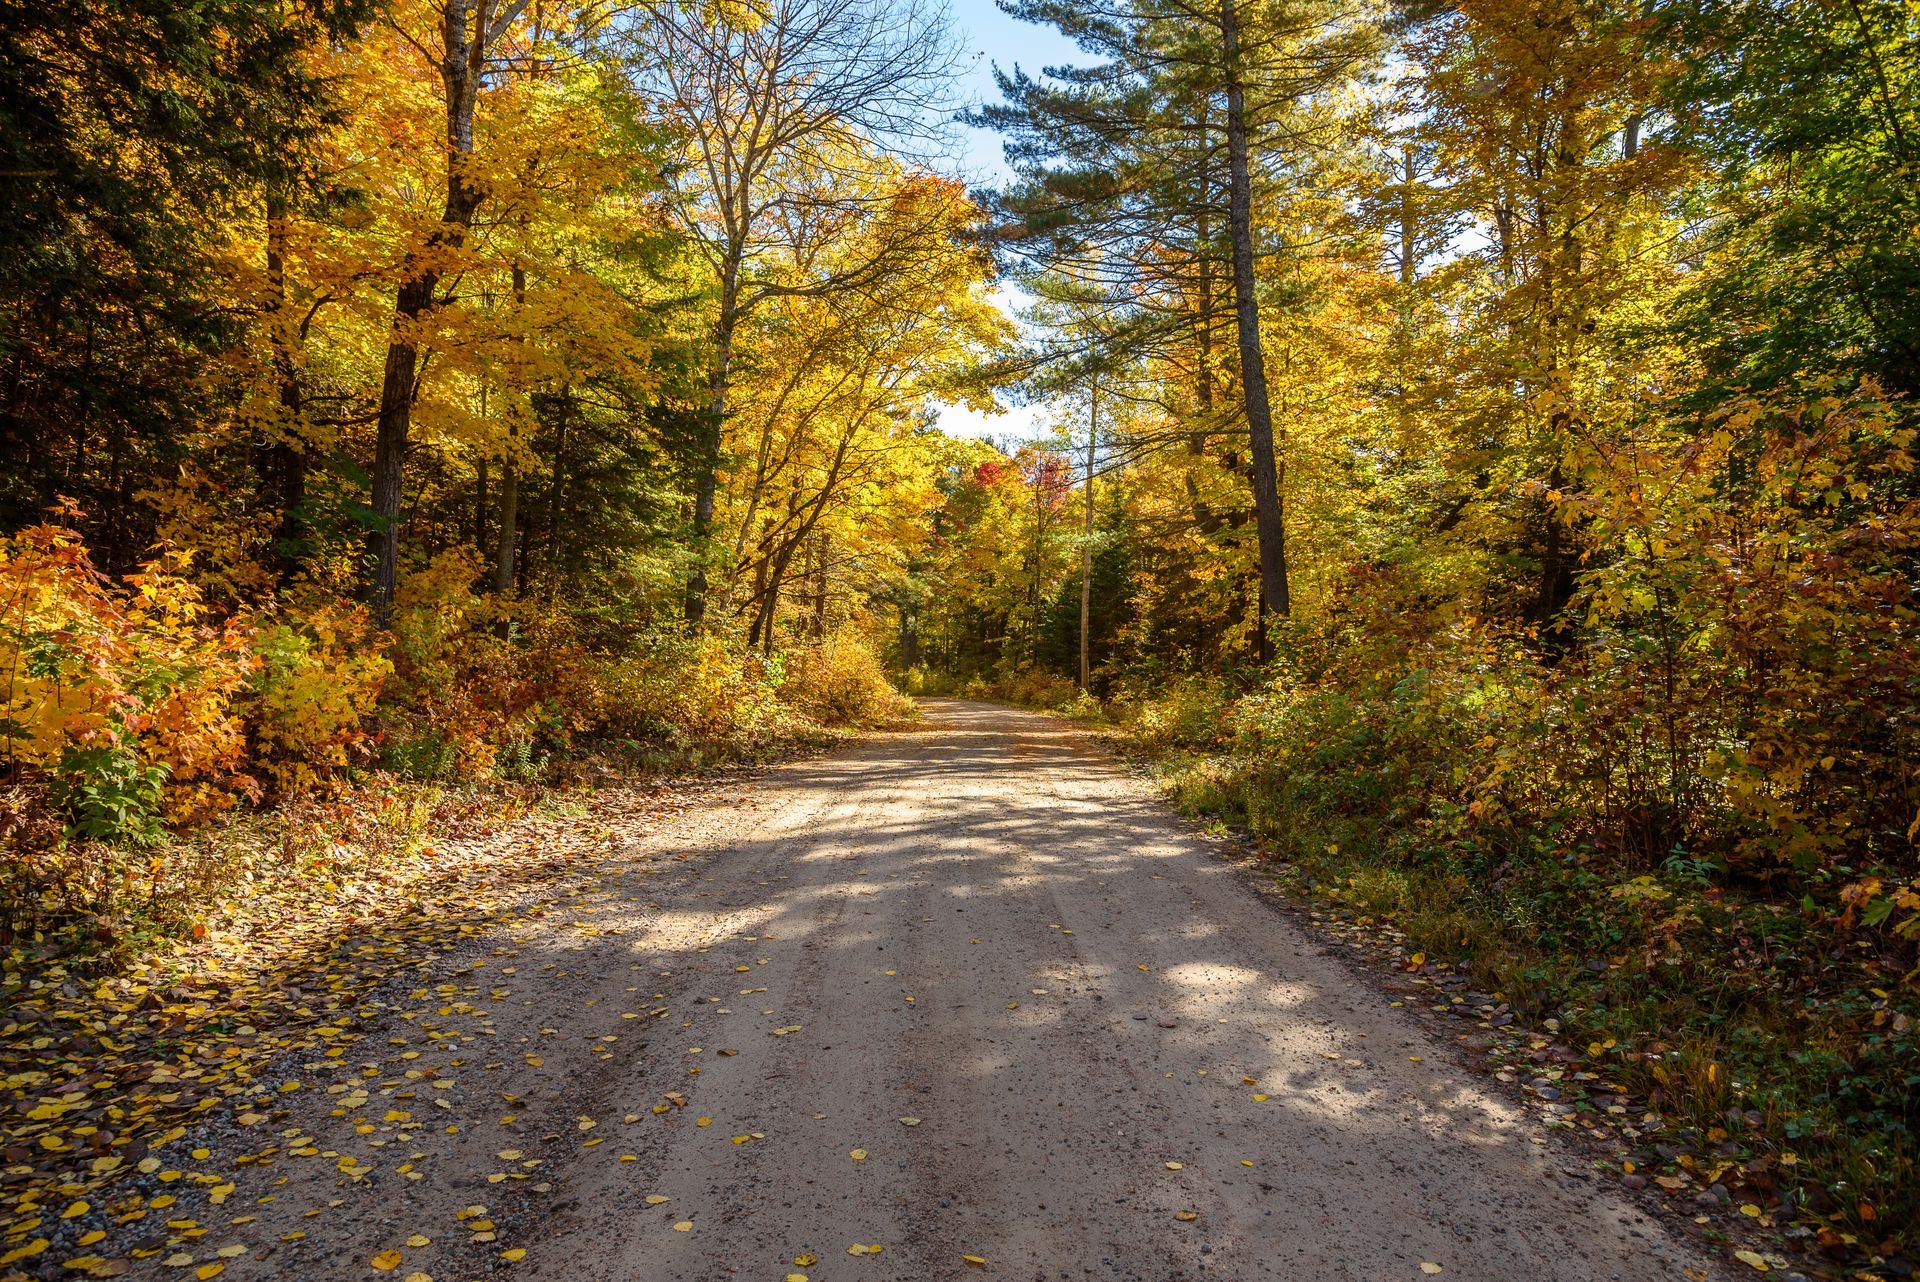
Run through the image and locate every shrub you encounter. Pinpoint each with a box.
[248,605,389,792]
[594,632,785,746]
[2,523,257,829]
[783,630,913,726]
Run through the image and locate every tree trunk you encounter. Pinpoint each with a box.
[367,0,495,621]
[1220,0,1291,645]
[475,455,488,553]
[809,532,831,639]
[1186,114,1223,537]
[263,187,307,584]
[1031,480,1045,663]
[544,385,569,596]
[686,276,737,626]
[493,457,519,595]
[1079,382,1097,692]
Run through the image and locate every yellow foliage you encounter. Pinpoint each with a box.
[782,630,914,727]
[1,523,258,825]
[249,604,391,793]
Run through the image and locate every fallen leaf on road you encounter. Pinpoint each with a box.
[1733,1251,1769,1272]
[898,1117,921,1126]
[372,1250,403,1271]
[1174,1212,1198,1222]
[1164,1161,1183,1170]
[849,1148,868,1160]
[1420,1265,1443,1275]
[672,1222,693,1233]
[962,1256,987,1267]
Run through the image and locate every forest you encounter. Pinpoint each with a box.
[2,0,1918,1274]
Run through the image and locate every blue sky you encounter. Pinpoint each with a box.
[930,0,1085,442]
[946,0,1084,186]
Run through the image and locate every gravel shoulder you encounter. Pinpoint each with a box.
[109,699,1717,1282]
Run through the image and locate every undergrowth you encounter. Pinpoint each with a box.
[1120,704,1918,1268]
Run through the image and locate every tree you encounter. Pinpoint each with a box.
[630,0,960,625]
[975,0,1376,653]
[0,0,371,565]
[1658,0,1920,397]
[366,0,534,620]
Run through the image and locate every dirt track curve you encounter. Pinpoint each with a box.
[119,699,1715,1282]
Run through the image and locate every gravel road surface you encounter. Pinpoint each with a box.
[121,700,1712,1282]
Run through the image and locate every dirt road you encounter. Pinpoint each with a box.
[121,700,1711,1282]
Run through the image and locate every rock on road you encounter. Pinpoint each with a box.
[127,700,1713,1282]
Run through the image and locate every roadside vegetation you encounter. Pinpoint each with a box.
[3,0,1916,1274]
[911,0,1920,1268]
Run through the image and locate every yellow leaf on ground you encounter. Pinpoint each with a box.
[372,1250,403,1271]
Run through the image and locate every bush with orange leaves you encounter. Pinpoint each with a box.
[1,519,258,838]
[1,518,261,936]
